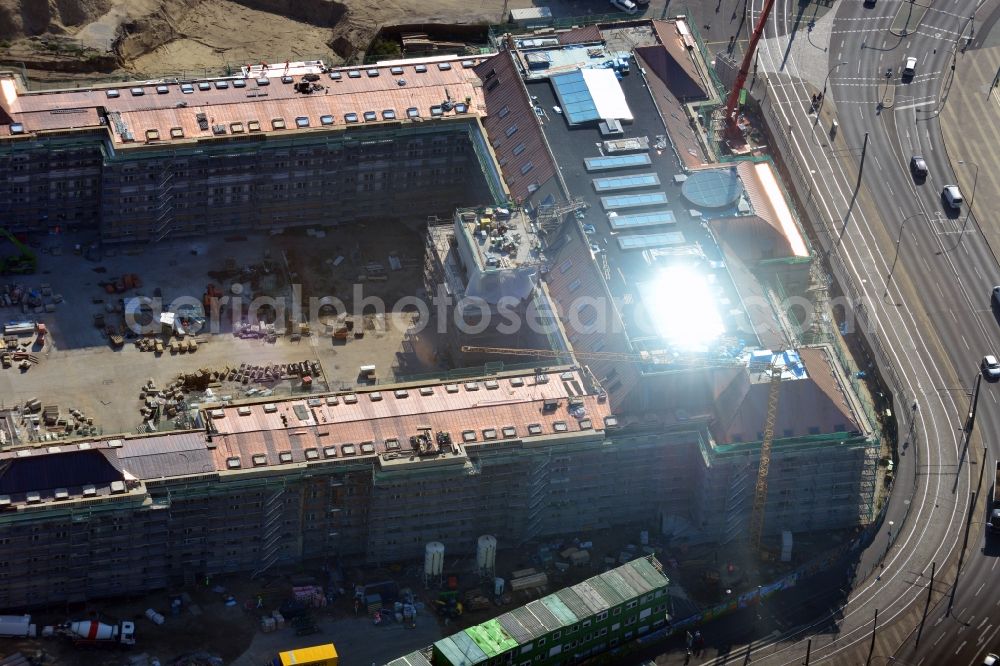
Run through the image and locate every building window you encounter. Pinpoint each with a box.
[520,162,534,175]
[597,611,608,622]
[498,106,510,118]
[513,142,526,156]
[505,125,518,137]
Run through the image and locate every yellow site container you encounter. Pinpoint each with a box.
[277,643,338,666]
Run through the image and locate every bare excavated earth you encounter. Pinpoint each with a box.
[0,0,510,83]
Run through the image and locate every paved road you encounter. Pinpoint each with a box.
[636,0,1000,664]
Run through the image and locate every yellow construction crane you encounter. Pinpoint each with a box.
[748,359,784,553]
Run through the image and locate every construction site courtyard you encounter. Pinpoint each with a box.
[0,224,443,438]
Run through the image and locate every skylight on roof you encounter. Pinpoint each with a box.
[320,114,334,125]
[438,62,452,70]
[348,70,361,78]
[345,113,359,123]
[415,64,427,73]
[391,66,404,75]
[295,116,310,128]
[407,107,420,118]
[106,89,120,98]
[198,82,211,91]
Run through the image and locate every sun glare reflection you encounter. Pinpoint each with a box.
[642,265,724,351]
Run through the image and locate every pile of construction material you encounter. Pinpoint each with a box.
[133,336,200,354]
[139,378,190,425]
[165,361,323,399]
[401,32,467,55]
[21,399,98,439]
[222,361,321,385]
[509,568,548,593]
[0,282,63,312]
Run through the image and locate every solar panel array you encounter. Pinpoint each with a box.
[592,172,660,192]
[608,210,676,230]
[584,153,652,172]
[551,70,600,124]
[600,192,669,210]
[617,232,686,250]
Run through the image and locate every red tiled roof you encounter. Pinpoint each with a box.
[634,48,708,170]
[557,25,603,45]
[4,57,488,143]
[712,347,861,443]
[474,50,558,203]
[206,369,610,469]
[543,232,641,407]
[650,20,708,98]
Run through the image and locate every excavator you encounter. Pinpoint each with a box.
[0,228,36,275]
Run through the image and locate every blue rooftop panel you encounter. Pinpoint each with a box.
[617,232,686,250]
[551,70,599,124]
[592,173,660,192]
[608,210,677,230]
[584,153,652,172]
[600,192,669,210]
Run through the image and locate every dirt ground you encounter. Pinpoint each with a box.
[0,224,441,437]
[0,0,522,84]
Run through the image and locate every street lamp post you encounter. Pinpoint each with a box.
[957,160,979,230]
[822,60,849,99]
[884,212,925,297]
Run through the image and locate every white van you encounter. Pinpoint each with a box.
[942,185,963,209]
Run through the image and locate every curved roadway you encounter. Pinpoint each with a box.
[702,0,1000,663]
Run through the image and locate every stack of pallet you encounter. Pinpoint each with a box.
[509,568,548,592]
[401,33,465,55]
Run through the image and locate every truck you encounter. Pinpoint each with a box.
[990,461,1000,533]
[60,620,136,647]
[0,614,36,638]
[272,643,338,666]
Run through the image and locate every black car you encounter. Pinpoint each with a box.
[910,155,928,180]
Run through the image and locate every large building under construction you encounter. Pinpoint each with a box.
[0,18,884,611]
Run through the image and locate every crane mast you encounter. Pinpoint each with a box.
[748,363,783,552]
[724,0,777,137]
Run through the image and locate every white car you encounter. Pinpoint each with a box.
[983,654,998,666]
[610,0,638,14]
[902,56,917,78]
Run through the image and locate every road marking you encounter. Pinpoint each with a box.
[956,639,967,654]
[978,617,988,629]
[979,625,993,643]
[895,101,933,111]
[935,616,944,627]
[950,309,958,323]
[975,582,985,597]
[993,557,999,570]
[961,333,970,351]
[974,265,983,280]
[934,632,945,646]
[917,657,925,666]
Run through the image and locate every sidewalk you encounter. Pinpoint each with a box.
[938,45,1000,264]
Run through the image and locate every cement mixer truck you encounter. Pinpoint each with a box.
[60,620,136,647]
